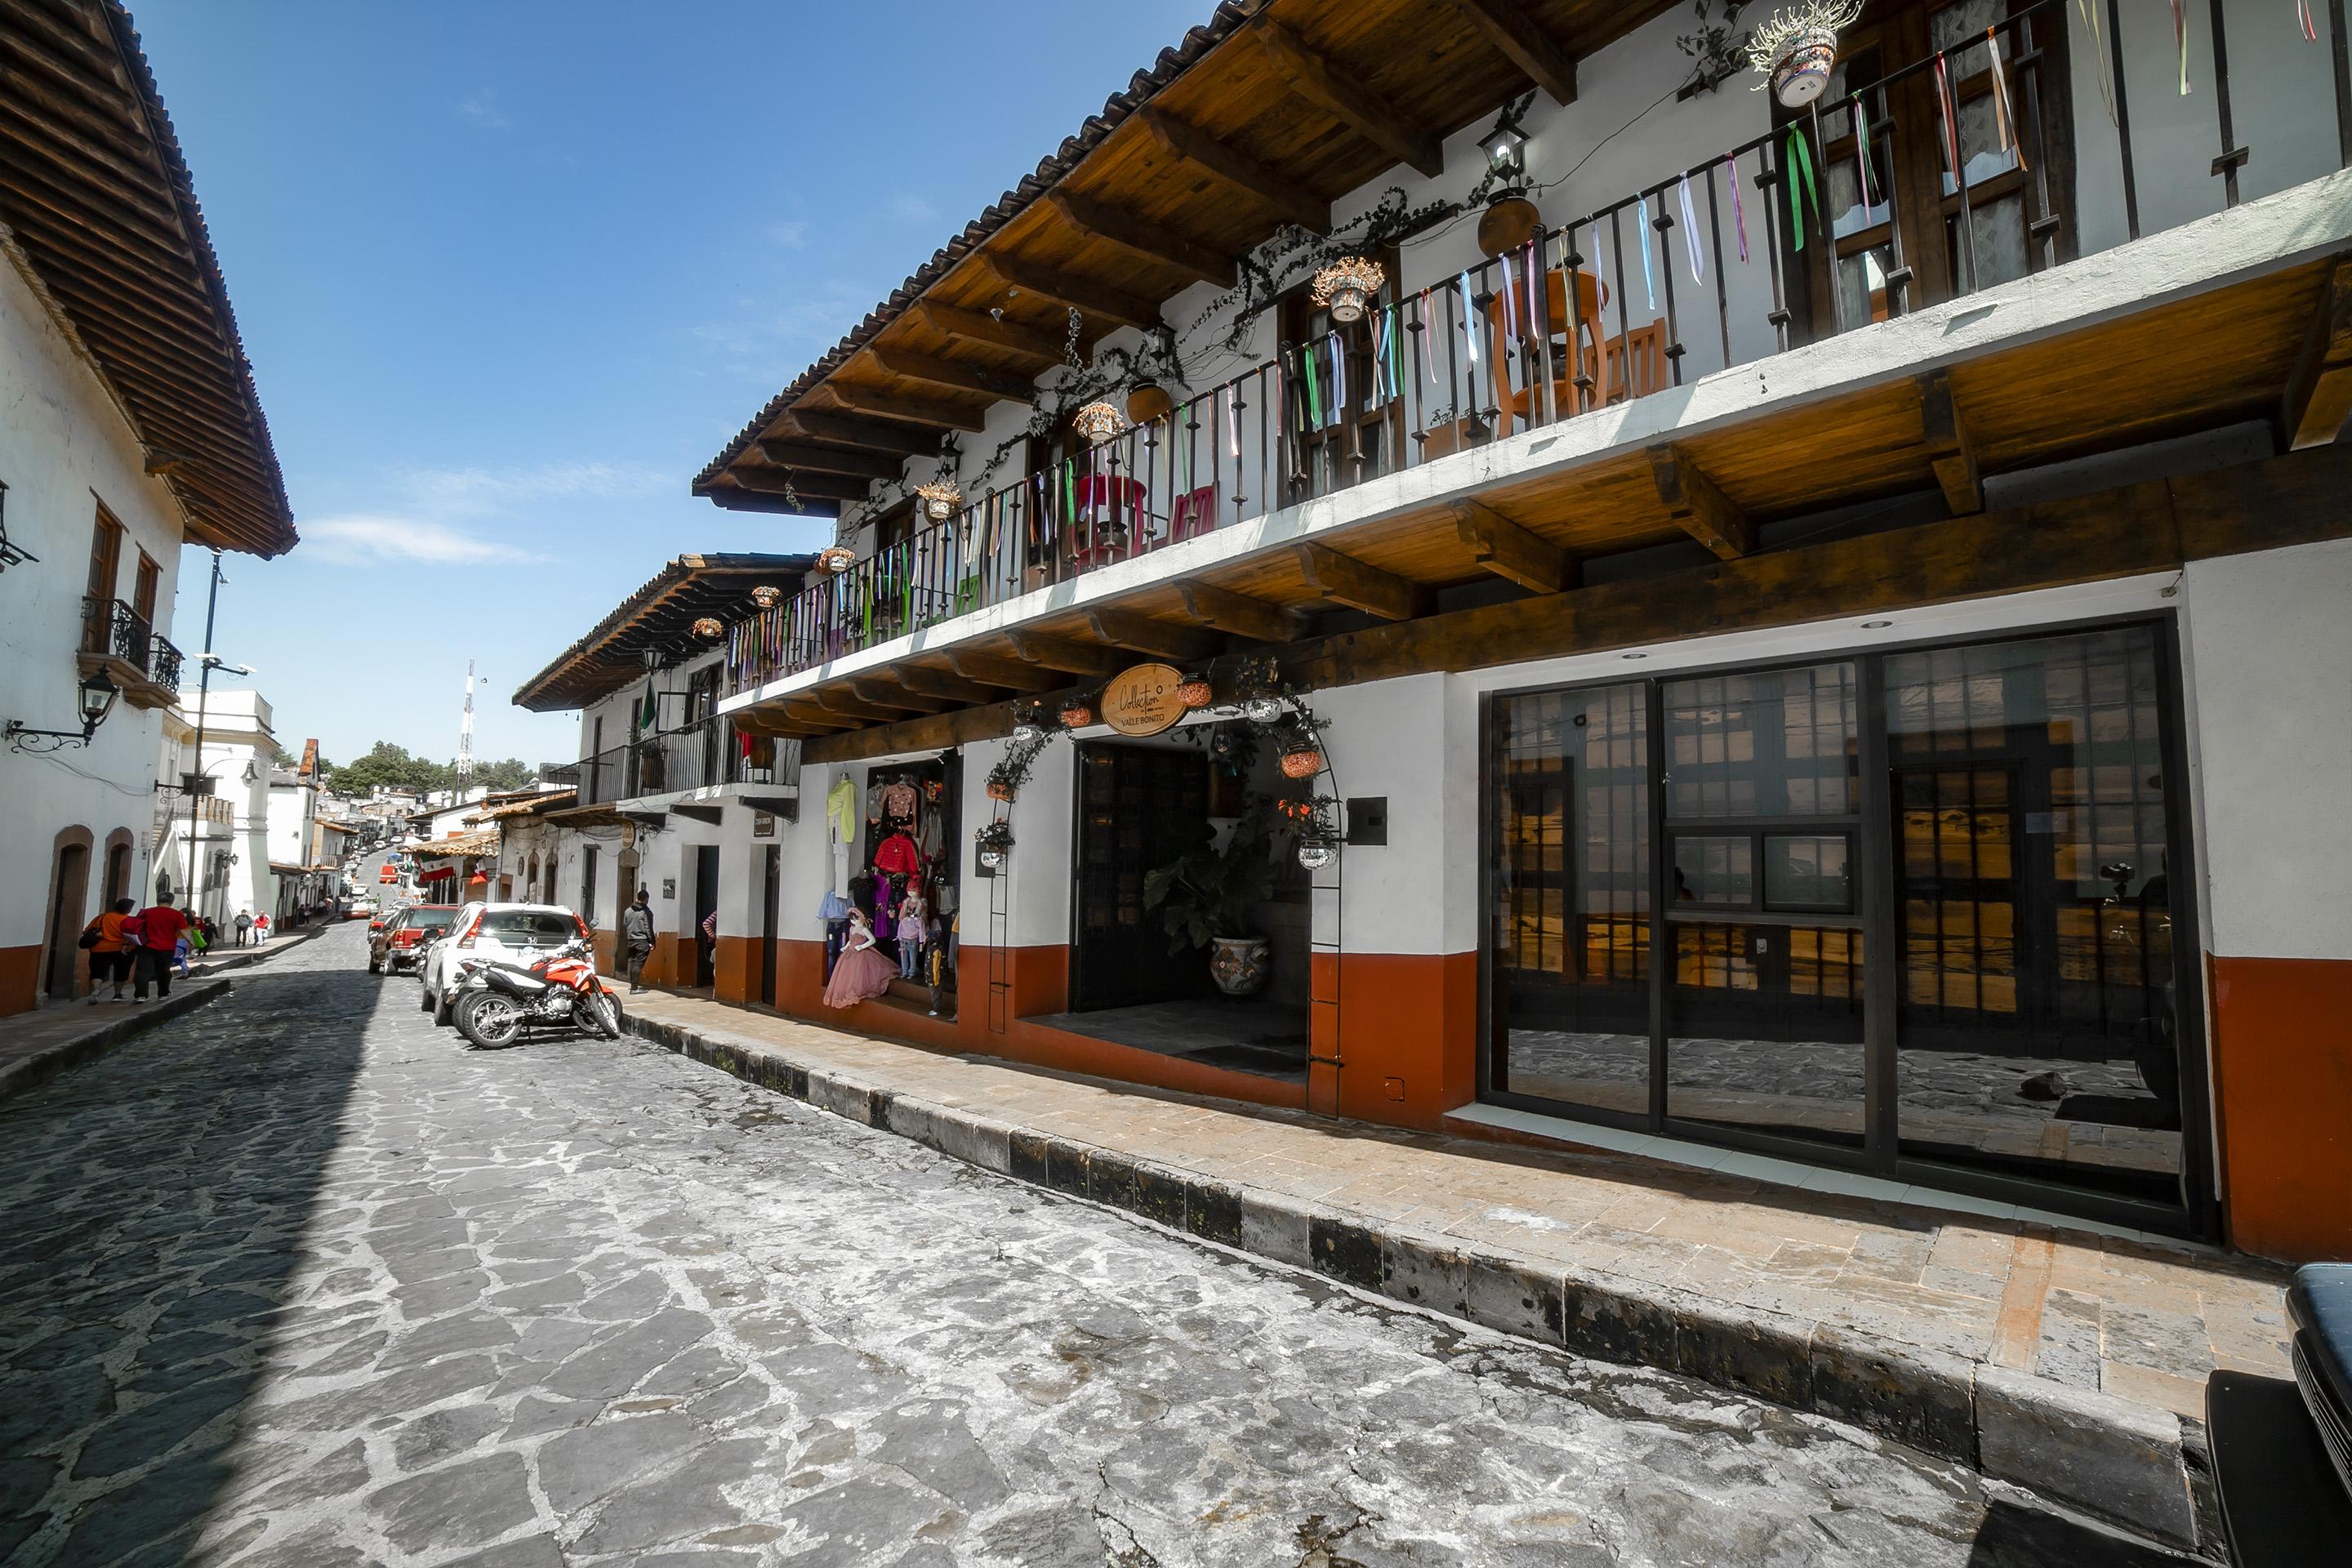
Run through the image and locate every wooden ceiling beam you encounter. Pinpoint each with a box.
[813,688,904,722]
[1450,0,1579,105]
[1084,608,1223,662]
[979,252,1163,334]
[947,648,1062,692]
[819,381,990,433]
[867,345,1033,400]
[777,409,946,457]
[775,702,857,733]
[1173,578,1306,643]
[910,301,1066,363]
[1648,444,1755,559]
[2282,256,2352,451]
[1253,20,1445,180]
[1917,370,1984,515]
[1140,108,1330,235]
[849,678,953,715]
[726,466,872,503]
[1294,541,1429,621]
[754,441,903,480]
[1453,498,1575,593]
[1008,630,1126,675]
[895,665,1003,704]
[702,482,838,519]
[1042,189,1236,290]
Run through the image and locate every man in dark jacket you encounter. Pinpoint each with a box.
[619,889,656,994]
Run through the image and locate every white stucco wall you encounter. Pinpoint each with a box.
[0,250,197,996]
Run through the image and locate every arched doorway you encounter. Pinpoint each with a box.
[102,830,134,910]
[42,827,96,1000]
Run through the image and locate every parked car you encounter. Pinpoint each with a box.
[419,902,595,1027]
[369,903,457,976]
[346,896,377,921]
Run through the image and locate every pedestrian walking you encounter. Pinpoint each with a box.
[80,898,137,1004]
[234,909,252,947]
[253,911,270,944]
[131,893,188,1002]
[619,889,655,995]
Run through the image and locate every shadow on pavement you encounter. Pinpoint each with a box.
[1965,1499,2196,1566]
[0,960,378,1566]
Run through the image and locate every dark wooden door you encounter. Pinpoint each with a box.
[760,846,780,1006]
[1070,742,1211,1012]
[693,844,719,988]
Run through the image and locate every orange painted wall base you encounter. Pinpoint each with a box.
[2210,952,2352,1263]
[0,945,38,1018]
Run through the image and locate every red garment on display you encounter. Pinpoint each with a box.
[872,831,920,875]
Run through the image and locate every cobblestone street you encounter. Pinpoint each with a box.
[0,925,2191,1566]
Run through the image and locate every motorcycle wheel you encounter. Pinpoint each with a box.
[456,990,525,1049]
[579,991,622,1040]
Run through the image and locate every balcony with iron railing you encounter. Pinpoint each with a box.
[545,715,802,809]
[724,0,2352,702]
[78,594,183,709]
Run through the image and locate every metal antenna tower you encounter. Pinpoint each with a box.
[456,659,476,789]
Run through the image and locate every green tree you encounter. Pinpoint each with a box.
[473,757,539,791]
[325,742,450,795]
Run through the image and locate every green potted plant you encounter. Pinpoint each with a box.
[1143,807,1281,997]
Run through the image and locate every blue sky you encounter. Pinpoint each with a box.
[140,0,1208,769]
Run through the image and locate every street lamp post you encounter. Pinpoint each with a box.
[182,551,224,906]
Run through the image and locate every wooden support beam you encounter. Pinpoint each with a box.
[1140,108,1331,234]
[849,678,952,715]
[2282,256,2352,451]
[1254,20,1444,179]
[754,441,904,480]
[948,648,1062,692]
[895,665,1002,704]
[812,688,902,722]
[1173,578,1307,643]
[1450,0,1579,105]
[702,483,838,519]
[867,345,1032,400]
[1293,541,1429,621]
[1041,188,1236,290]
[1647,444,1755,560]
[1453,498,1574,593]
[725,466,872,502]
[1008,630,1127,676]
[979,252,1163,334]
[911,301,1066,363]
[777,409,943,457]
[775,702,857,733]
[820,381,989,433]
[1916,370,1983,515]
[1084,608,1223,662]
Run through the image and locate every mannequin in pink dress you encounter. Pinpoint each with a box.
[823,908,898,1008]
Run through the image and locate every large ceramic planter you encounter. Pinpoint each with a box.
[1209,935,1271,997]
[1771,30,1839,107]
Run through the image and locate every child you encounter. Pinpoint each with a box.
[822,908,897,1009]
[895,887,928,980]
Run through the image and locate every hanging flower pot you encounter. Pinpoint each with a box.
[1244,695,1285,724]
[1072,401,1125,442]
[1296,836,1336,871]
[1058,702,1094,729]
[1477,194,1540,260]
[1174,679,1215,710]
[1125,380,1174,424]
[986,779,1015,804]
[690,616,724,641]
[749,584,783,610]
[914,479,963,523]
[1746,2,1863,109]
[978,846,1007,871]
[1280,746,1325,780]
[815,546,858,575]
[1309,256,1387,324]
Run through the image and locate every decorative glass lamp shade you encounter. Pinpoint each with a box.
[1279,747,1325,780]
[1125,381,1174,423]
[1174,679,1215,710]
[1011,720,1045,745]
[1058,703,1094,729]
[1244,696,1285,724]
[815,546,858,575]
[1477,118,1528,181]
[749,585,783,610]
[691,616,724,641]
[914,479,963,522]
[1309,256,1386,324]
[1072,402,1125,442]
[1296,837,1336,871]
[978,846,1006,871]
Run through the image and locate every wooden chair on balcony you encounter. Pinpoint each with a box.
[1481,268,1669,439]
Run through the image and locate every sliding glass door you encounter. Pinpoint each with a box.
[1482,621,2205,1232]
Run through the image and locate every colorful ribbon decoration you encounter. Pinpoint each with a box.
[1678,172,1704,283]
[1499,253,1520,351]
[1457,271,1479,363]
[1851,96,1878,214]
[1933,54,1961,194]
[1784,125,1818,252]
[1524,238,1543,343]
[1636,193,1657,310]
[1386,301,1404,399]
[1987,29,2027,171]
[1728,152,1748,262]
[1224,382,1239,458]
[2301,0,2320,42]
[1298,344,1321,428]
[2074,0,2118,125]
[2170,0,2189,94]
[1326,331,1346,415]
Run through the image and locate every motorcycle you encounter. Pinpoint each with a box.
[452,938,623,1049]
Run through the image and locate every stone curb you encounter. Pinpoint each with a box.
[0,979,231,1103]
[623,1010,2208,1554]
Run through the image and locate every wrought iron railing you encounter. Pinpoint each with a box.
[724,0,2348,699]
[545,716,802,807]
[80,595,183,688]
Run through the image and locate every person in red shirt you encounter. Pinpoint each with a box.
[131,893,188,1002]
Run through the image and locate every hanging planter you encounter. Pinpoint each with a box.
[1072,401,1125,442]
[1174,679,1215,710]
[986,779,1015,804]
[749,584,783,610]
[690,616,724,641]
[1745,1,1863,109]
[1477,194,1541,260]
[975,820,1014,871]
[914,479,963,523]
[1310,256,1387,324]
[1058,701,1094,729]
[1296,836,1337,871]
[815,545,858,575]
[1125,380,1174,423]
[1279,746,1325,780]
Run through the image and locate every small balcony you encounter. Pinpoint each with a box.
[78,595,182,710]
[546,715,801,821]
[721,0,2352,710]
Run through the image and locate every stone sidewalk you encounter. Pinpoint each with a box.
[618,990,2296,1555]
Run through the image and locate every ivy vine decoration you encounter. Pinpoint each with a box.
[986,702,1058,802]
[1677,1,1754,96]
[1185,187,1459,354]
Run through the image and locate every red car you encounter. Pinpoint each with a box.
[369,904,458,975]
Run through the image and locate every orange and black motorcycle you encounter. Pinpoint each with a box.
[451,938,621,1049]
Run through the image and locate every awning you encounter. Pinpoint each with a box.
[418,866,457,881]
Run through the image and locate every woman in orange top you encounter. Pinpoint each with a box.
[85,898,136,1004]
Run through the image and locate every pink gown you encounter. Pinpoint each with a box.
[824,925,897,1008]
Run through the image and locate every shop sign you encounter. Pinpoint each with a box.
[753,811,775,838]
[1100,662,1187,737]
